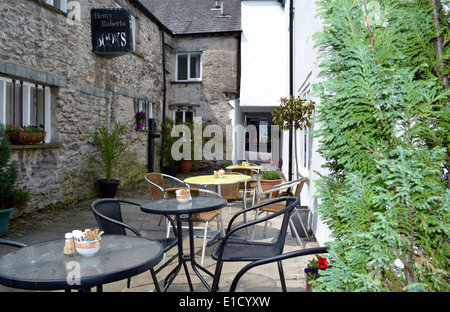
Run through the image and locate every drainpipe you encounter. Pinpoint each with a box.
[288,0,294,181]
[160,26,167,171]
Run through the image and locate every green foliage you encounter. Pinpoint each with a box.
[261,170,282,180]
[90,122,130,181]
[161,117,179,166]
[0,123,30,210]
[272,96,315,176]
[313,0,449,291]
[272,96,314,131]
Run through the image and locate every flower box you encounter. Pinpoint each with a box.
[6,131,46,145]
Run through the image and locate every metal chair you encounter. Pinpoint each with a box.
[91,198,178,292]
[211,196,299,292]
[143,172,190,228]
[252,178,310,248]
[229,167,258,206]
[221,172,247,214]
[0,239,27,248]
[229,246,328,292]
[165,188,223,266]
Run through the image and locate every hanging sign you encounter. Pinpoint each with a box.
[91,8,133,58]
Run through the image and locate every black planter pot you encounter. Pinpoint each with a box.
[98,179,120,198]
[290,208,311,237]
[163,165,179,177]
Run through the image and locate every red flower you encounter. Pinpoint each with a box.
[317,256,328,269]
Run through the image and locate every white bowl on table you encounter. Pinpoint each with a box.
[75,239,101,257]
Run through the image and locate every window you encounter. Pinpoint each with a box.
[176,53,201,81]
[42,0,67,13]
[134,99,153,129]
[300,89,312,170]
[0,76,51,142]
[174,109,194,124]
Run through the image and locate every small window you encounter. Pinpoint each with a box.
[176,53,202,81]
[174,109,194,124]
[42,0,67,13]
[134,99,153,130]
[0,76,51,143]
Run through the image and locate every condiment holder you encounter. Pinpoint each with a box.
[214,169,225,178]
[71,229,103,257]
[176,189,191,203]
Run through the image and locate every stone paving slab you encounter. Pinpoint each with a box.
[0,192,321,292]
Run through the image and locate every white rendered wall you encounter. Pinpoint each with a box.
[292,0,332,245]
[240,1,289,107]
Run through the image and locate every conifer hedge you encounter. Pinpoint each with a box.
[313,0,449,291]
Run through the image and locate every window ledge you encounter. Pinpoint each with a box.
[30,0,67,16]
[10,143,62,150]
[170,80,202,84]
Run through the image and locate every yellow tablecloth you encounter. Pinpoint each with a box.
[226,165,262,170]
[184,174,251,185]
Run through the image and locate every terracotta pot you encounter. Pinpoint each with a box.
[179,159,193,173]
[306,279,313,291]
[260,178,282,198]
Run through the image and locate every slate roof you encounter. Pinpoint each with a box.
[137,0,241,35]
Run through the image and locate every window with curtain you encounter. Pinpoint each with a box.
[0,76,51,142]
[176,53,201,81]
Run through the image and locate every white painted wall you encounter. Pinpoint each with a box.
[237,0,333,245]
[240,1,289,107]
[291,0,332,245]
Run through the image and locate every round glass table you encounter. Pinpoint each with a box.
[141,197,227,292]
[0,235,164,291]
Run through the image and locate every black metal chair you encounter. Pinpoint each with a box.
[0,239,27,248]
[229,246,328,292]
[211,196,299,292]
[91,198,178,291]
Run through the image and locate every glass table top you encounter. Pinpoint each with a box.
[0,235,163,290]
[140,196,227,215]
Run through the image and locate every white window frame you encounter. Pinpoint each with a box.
[176,53,202,82]
[0,76,51,143]
[173,109,195,124]
[43,0,67,13]
[134,99,153,130]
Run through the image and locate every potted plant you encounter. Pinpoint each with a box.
[5,124,46,145]
[0,123,30,236]
[272,96,314,178]
[304,255,329,291]
[90,122,129,198]
[260,163,283,197]
[178,121,195,174]
[135,111,146,130]
[161,118,179,176]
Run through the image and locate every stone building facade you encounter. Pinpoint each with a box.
[0,0,166,216]
[0,0,241,216]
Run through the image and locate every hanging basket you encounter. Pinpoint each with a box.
[5,131,46,145]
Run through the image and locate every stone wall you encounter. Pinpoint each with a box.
[167,34,239,166]
[0,0,164,215]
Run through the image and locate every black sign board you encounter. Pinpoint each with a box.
[91,8,133,58]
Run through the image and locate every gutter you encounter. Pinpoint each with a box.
[128,0,172,170]
[289,0,294,181]
[160,26,167,170]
